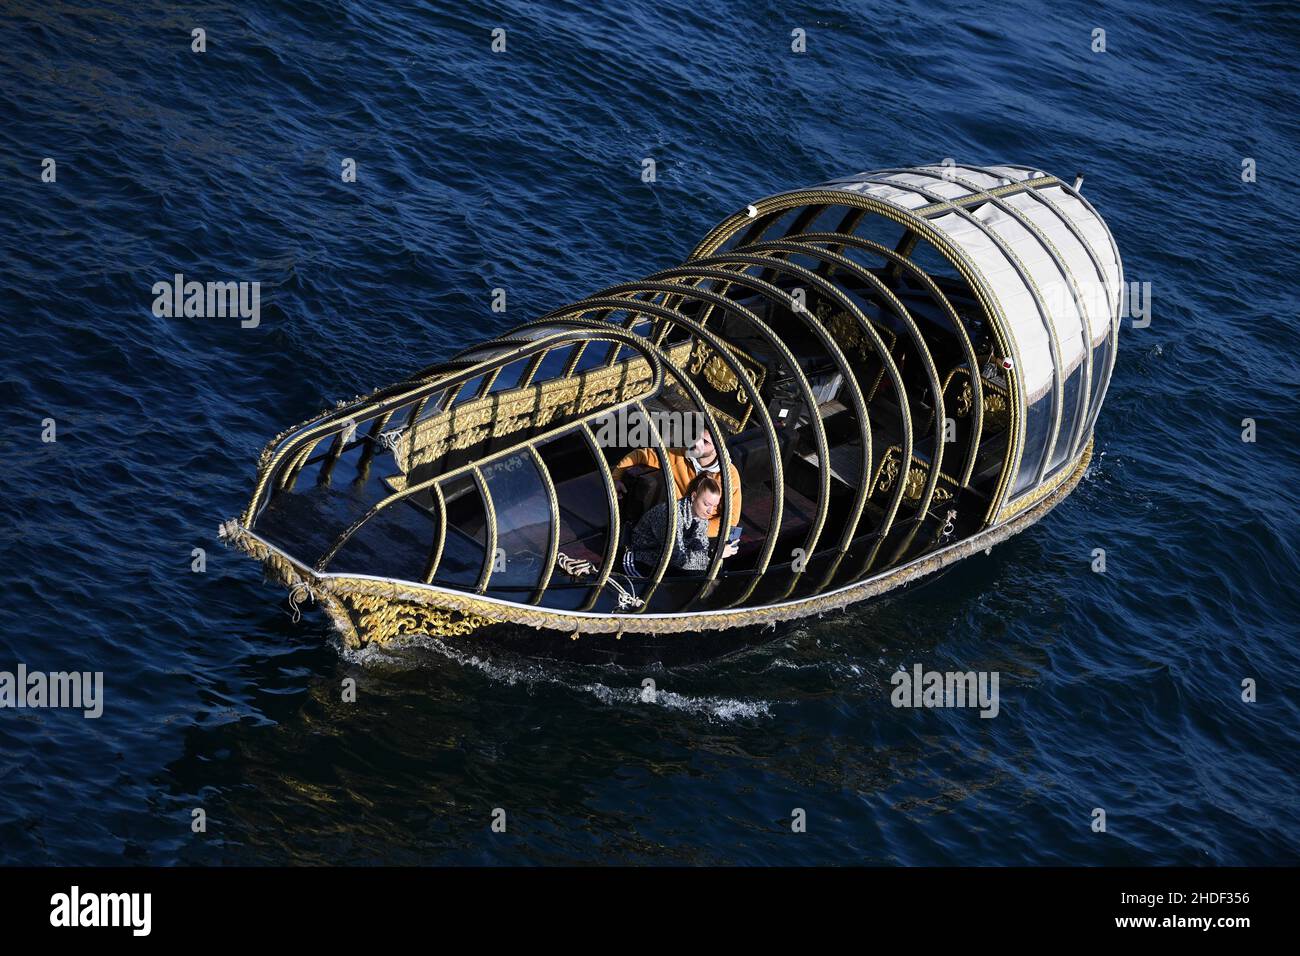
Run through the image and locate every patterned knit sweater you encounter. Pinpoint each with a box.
[626,496,712,572]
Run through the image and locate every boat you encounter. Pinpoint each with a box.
[221,162,1122,661]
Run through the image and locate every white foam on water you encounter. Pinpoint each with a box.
[340,634,772,722]
[578,682,773,721]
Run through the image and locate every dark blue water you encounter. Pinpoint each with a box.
[1,0,1298,865]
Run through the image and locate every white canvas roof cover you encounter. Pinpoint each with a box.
[818,163,1122,404]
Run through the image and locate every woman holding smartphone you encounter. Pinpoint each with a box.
[622,473,740,579]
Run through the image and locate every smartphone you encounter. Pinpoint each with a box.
[727,527,742,546]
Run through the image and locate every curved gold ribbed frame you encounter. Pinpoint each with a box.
[691,187,1035,524]
[231,164,1117,644]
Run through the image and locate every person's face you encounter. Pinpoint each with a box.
[691,488,720,521]
[691,431,715,460]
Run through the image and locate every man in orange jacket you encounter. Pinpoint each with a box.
[612,428,742,540]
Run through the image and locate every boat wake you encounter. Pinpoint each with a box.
[337,634,774,722]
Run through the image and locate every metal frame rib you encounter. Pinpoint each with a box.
[625,399,679,612]
[740,238,947,563]
[689,250,912,578]
[784,231,984,489]
[592,279,801,604]
[632,262,871,593]
[518,300,767,609]
[496,310,738,607]
[472,466,496,593]
[685,187,1023,527]
[528,446,561,603]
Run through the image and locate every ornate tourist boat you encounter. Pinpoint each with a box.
[222,162,1121,660]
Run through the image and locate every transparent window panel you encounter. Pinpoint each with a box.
[754,207,805,246]
[533,434,606,611]
[1011,391,1053,497]
[427,474,488,589]
[795,204,863,239]
[258,461,396,570]
[481,452,553,602]
[1082,333,1113,442]
[528,344,577,384]
[328,494,442,582]
[410,388,450,425]
[451,374,488,406]
[488,357,531,394]
[1046,359,1085,474]
[572,341,617,373]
